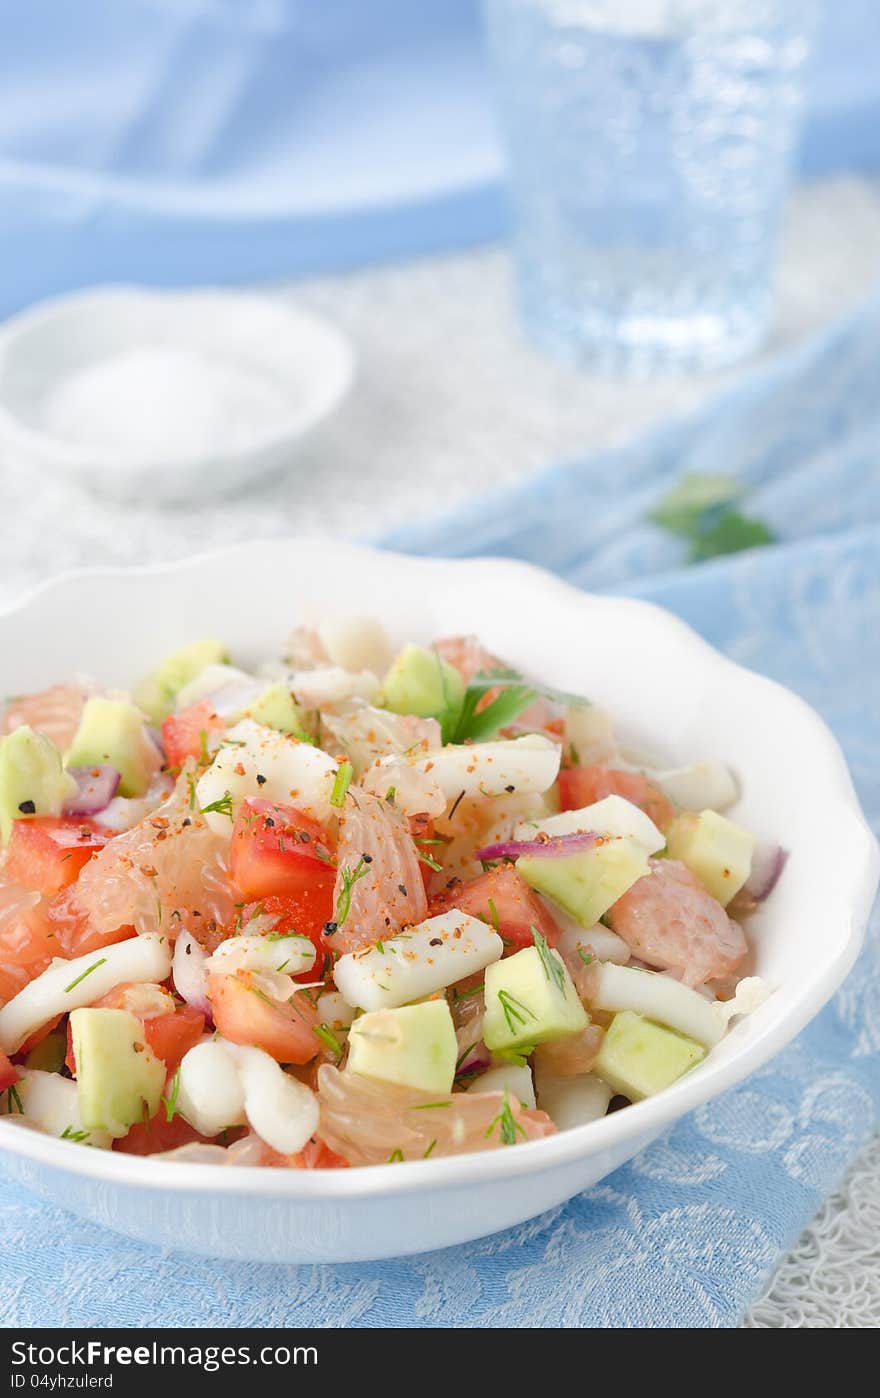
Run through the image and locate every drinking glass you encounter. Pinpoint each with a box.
[484,0,818,370]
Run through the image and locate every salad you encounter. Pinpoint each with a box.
[0,622,784,1169]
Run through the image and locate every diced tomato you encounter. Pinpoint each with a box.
[557,766,675,832]
[240,891,334,972]
[47,885,135,959]
[0,1048,19,1091]
[115,1110,215,1157]
[429,865,561,951]
[65,1020,76,1076]
[142,1005,205,1071]
[230,798,335,904]
[4,818,107,899]
[260,1137,349,1169]
[207,970,321,1064]
[161,700,224,769]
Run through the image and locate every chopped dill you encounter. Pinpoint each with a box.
[63,957,107,995]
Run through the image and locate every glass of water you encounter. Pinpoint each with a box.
[484,0,818,371]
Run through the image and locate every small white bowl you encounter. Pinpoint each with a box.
[0,286,354,504]
[0,541,876,1263]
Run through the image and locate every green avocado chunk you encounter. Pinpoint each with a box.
[483,944,588,1055]
[347,1000,458,1094]
[381,643,464,720]
[65,698,154,798]
[134,638,229,723]
[71,1007,166,1138]
[517,837,649,929]
[593,1010,705,1101]
[0,726,77,842]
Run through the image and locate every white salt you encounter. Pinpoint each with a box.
[43,346,294,465]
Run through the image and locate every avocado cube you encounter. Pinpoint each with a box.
[65,698,154,798]
[483,944,588,1055]
[0,726,78,842]
[243,683,306,736]
[517,837,649,929]
[666,809,755,905]
[594,1010,705,1101]
[134,638,229,723]
[347,1000,458,1095]
[71,1007,166,1138]
[381,643,464,720]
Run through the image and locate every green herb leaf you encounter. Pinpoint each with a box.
[648,472,745,533]
[330,760,353,809]
[497,988,536,1035]
[5,1084,24,1115]
[60,1125,91,1143]
[531,924,566,994]
[648,472,776,564]
[200,790,235,821]
[485,1088,526,1146]
[388,1148,405,1163]
[687,511,777,562]
[335,856,370,926]
[160,1067,181,1124]
[63,957,107,995]
[577,947,594,966]
[314,1023,344,1057]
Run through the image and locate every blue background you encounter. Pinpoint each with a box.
[1,0,879,313]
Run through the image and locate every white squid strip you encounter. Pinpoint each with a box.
[648,761,739,813]
[175,663,263,717]
[333,910,503,1011]
[225,1043,319,1156]
[1,1069,113,1148]
[533,1069,613,1130]
[715,976,772,1025]
[316,616,392,677]
[467,1062,535,1109]
[316,990,356,1030]
[589,961,724,1048]
[0,933,171,1054]
[208,933,315,978]
[176,1040,248,1138]
[516,794,665,855]
[396,734,561,804]
[195,718,338,833]
[288,667,381,708]
[553,915,631,967]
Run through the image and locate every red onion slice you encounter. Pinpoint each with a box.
[172,929,212,1020]
[456,1042,491,1077]
[63,765,121,817]
[742,842,788,903]
[474,831,601,862]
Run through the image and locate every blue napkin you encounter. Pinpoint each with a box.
[2,290,879,1328]
[1,0,879,312]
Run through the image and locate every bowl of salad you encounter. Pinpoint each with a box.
[0,540,875,1263]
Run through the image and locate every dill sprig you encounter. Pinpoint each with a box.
[497,988,536,1035]
[160,1067,181,1123]
[335,855,370,926]
[330,760,353,809]
[485,1089,526,1146]
[531,925,566,994]
[63,958,107,995]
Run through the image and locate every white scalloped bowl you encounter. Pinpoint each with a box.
[0,540,875,1263]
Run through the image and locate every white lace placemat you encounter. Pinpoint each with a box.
[1,174,878,1326]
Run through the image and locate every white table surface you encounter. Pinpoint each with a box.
[1,173,879,1327]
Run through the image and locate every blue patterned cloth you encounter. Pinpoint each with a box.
[2,295,879,1328]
